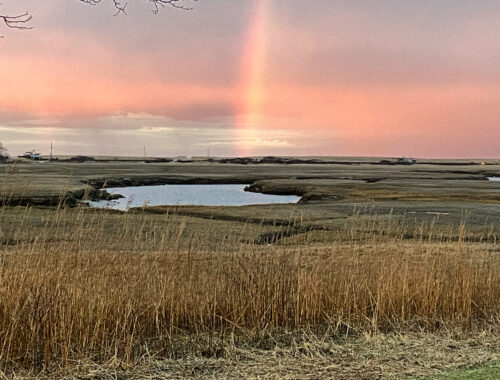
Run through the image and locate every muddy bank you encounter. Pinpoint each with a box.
[211,156,500,166]
[87,176,260,189]
[245,181,337,203]
[1,188,122,208]
[245,182,305,196]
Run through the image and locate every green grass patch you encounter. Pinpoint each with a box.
[418,365,500,379]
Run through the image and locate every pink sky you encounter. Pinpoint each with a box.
[0,0,499,157]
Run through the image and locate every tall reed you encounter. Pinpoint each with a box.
[0,206,498,370]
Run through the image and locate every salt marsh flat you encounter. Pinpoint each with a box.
[0,157,499,379]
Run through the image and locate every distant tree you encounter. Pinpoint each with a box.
[1,0,196,34]
[0,142,8,160]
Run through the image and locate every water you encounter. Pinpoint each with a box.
[88,184,301,210]
[488,177,500,181]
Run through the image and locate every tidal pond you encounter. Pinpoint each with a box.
[88,184,301,211]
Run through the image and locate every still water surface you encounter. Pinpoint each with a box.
[89,184,301,211]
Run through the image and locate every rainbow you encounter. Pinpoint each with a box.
[234,0,270,157]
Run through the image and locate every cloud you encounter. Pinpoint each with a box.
[1,0,500,157]
[199,138,293,148]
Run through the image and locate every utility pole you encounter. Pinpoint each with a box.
[144,146,146,159]
[50,141,53,161]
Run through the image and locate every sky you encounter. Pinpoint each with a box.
[0,0,500,158]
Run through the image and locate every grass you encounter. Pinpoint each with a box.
[0,205,498,377]
[1,160,499,377]
[417,365,500,379]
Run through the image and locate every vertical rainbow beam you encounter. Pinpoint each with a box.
[235,0,270,157]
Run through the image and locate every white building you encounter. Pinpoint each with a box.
[22,151,41,160]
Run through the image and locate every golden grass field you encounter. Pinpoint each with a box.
[0,205,498,379]
[0,160,499,378]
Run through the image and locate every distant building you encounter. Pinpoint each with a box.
[173,156,192,163]
[397,157,416,165]
[21,151,41,160]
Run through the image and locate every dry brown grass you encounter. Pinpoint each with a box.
[0,206,498,375]
[7,331,500,379]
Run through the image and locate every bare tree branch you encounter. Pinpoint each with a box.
[80,0,128,16]
[80,0,197,16]
[148,0,198,13]
[0,0,195,36]
[0,7,32,37]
